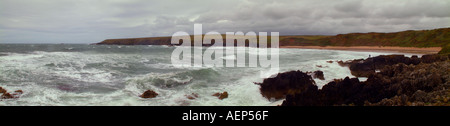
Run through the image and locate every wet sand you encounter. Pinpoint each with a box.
[280,46,442,54]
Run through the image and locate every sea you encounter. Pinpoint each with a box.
[0,44,419,106]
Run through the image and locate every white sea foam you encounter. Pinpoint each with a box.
[220,55,236,60]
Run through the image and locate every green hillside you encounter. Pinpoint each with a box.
[97,27,450,49]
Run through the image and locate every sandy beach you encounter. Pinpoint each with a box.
[280,46,442,54]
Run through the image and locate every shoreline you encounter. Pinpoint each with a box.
[280,46,442,54]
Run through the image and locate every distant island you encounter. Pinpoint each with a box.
[96,27,450,54]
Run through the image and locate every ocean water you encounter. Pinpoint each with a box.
[0,44,418,106]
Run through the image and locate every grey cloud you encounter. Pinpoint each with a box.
[0,0,449,43]
[334,0,363,13]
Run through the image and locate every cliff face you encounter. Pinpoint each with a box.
[96,27,450,48]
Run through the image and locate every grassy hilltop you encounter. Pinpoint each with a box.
[97,27,450,50]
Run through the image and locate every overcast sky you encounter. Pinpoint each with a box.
[0,0,449,43]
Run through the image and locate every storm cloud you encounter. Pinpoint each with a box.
[0,0,449,43]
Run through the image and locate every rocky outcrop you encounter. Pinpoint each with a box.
[365,89,450,106]
[362,61,449,106]
[0,87,6,94]
[0,87,23,99]
[306,70,325,80]
[280,60,450,106]
[312,71,325,80]
[421,54,448,63]
[340,54,448,77]
[140,90,159,98]
[281,77,362,106]
[212,92,228,100]
[256,70,317,100]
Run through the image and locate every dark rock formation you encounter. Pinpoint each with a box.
[321,77,363,105]
[256,70,317,100]
[341,54,448,77]
[312,71,325,80]
[1,93,14,99]
[421,54,448,63]
[14,90,23,94]
[219,92,228,100]
[212,92,228,100]
[0,87,23,99]
[337,60,346,67]
[282,87,321,106]
[0,87,6,94]
[140,90,159,98]
[278,59,449,106]
[282,77,362,106]
[306,70,325,80]
[363,61,450,106]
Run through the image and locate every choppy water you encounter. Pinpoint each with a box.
[0,44,418,106]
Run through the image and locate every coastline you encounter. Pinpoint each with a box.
[280,46,442,54]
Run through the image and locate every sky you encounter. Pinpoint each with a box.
[0,0,449,44]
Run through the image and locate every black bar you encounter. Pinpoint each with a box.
[1,106,448,124]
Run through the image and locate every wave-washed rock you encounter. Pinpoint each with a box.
[256,70,317,100]
[309,70,325,80]
[140,90,159,98]
[212,91,228,100]
[0,87,23,99]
